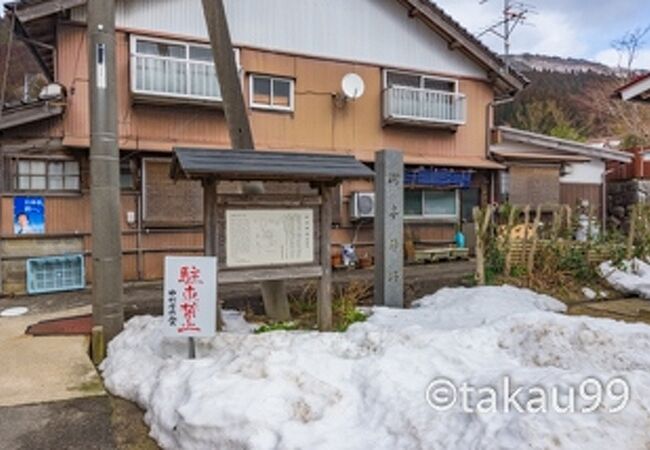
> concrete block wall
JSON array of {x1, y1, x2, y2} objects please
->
[
  {"x1": 607, "y1": 180, "x2": 650, "y2": 232},
  {"x1": 0, "y1": 237, "x2": 85, "y2": 295}
]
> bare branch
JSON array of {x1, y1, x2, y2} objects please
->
[{"x1": 612, "y1": 25, "x2": 650, "y2": 78}]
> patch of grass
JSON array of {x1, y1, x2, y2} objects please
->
[
  {"x1": 251, "y1": 281, "x2": 372, "y2": 333},
  {"x1": 74, "y1": 378, "x2": 105, "y2": 394},
  {"x1": 254, "y1": 321, "x2": 299, "y2": 334}
]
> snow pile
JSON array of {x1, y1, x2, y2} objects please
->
[
  {"x1": 101, "y1": 286, "x2": 650, "y2": 450},
  {"x1": 581, "y1": 287, "x2": 597, "y2": 300},
  {"x1": 599, "y1": 258, "x2": 650, "y2": 298}
]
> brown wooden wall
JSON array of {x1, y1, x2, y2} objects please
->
[
  {"x1": 0, "y1": 21, "x2": 500, "y2": 293},
  {"x1": 607, "y1": 148, "x2": 650, "y2": 181},
  {"x1": 57, "y1": 24, "x2": 494, "y2": 162},
  {"x1": 0, "y1": 192, "x2": 203, "y2": 293},
  {"x1": 560, "y1": 183, "x2": 602, "y2": 217}
]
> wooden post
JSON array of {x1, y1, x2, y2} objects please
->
[
  {"x1": 201, "y1": 0, "x2": 290, "y2": 321},
  {"x1": 527, "y1": 205, "x2": 542, "y2": 284},
  {"x1": 473, "y1": 207, "x2": 483, "y2": 285},
  {"x1": 203, "y1": 178, "x2": 223, "y2": 331},
  {"x1": 91, "y1": 325, "x2": 105, "y2": 366},
  {"x1": 201, "y1": 0, "x2": 254, "y2": 149},
  {"x1": 318, "y1": 185, "x2": 333, "y2": 331},
  {"x1": 626, "y1": 204, "x2": 638, "y2": 260},
  {"x1": 503, "y1": 205, "x2": 518, "y2": 276}
]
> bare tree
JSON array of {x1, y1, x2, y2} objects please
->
[
  {"x1": 612, "y1": 25, "x2": 650, "y2": 79},
  {"x1": 578, "y1": 75, "x2": 650, "y2": 147}
]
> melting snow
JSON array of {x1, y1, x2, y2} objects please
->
[
  {"x1": 599, "y1": 259, "x2": 650, "y2": 298},
  {"x1": 101, "y1": 286, "x2": 650, "y2": 449}
]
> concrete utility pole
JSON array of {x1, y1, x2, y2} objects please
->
[
  {"x1": 88, "y1": 0, "x2": 124, "y2": 343},
  {"x1": 201, "y1": 0, "x2": 291, "y2": 321}
]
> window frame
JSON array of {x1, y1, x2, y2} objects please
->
[
  {"x1": 383, "y1": 69, "x2": 459, "y2": 94},
  {"x1": 129, "y1": 34, "x2": 241, "y2": 102},
  {"x1": 11, "y1": 157, "x2": 81, "y2": 194},
  {"x1": 404, "y1": 188, "x2": 460, "y2": 222},
  {"x1": 248, "y1": 74, "x2": 295, "y2": 112}
]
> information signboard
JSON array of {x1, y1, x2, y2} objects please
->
[{"x1": 225, "y1": 209, "x2": 314, "y2": 268}]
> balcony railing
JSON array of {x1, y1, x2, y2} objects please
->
[
  {"x1": 131, "y1": 54, "x2": 222, "y2": 102},
  {"x1": 383, "y1": 86, "x2": 467, "y2": 127}
]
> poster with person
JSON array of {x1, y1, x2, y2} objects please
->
[{"x1": 13, "y1": 196, "x2": 45, "y2": 235}]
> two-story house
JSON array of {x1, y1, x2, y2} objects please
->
[{"x1": 0, "y1": 0, "x2": 526, "y2": 294}]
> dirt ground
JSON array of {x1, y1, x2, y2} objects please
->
[
  {"x1": 3, "y1": 259, "x2": 649, "y2": 449},
  {"x1": 0, "y1": 261, "x2": 475, "y2": 450},
  {"x1": 0, "y1": 261, "x2": 476, "y2": 317}
]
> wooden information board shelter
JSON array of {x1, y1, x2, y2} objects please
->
[{"x1": 170, "y1": 148, "x2": 374, "y2": 331}]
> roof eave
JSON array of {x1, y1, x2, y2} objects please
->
[
  {"x1": 497, "y1": 126, "x2": 633, "y2": 164},
  {"x1": 397, "y1": 0, "x2": 528, "y2": 95}
]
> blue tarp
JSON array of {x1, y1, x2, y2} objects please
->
[{"x1": 404, "y1": 168, "x2": 472, "y2": 189}]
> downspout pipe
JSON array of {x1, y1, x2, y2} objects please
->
[
  {"x1": 486, "y1": 96, "x2": 515, "y2": 204},
  {"x1": 602, "y1": 168, "x2": 614, "y2": 235}
]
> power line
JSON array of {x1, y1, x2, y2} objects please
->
[{"x1": 477, "y1": 0, "x2": 535, "y2": 73}]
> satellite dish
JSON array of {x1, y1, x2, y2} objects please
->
[{"x1": 341, "y1": 73, "x2": 365, "y2": 100}]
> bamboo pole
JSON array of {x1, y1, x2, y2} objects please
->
[
  {"x1": 503, "y1": 205, "x2": 518, "y2": 276},
  {"x1": 551, "y1": 205, "x2": 561, "y2": 243},
  {"x1": 565, "y1": 205, "x2": 573, "y2": 234},
  {"x1": 474, "y1": 207, "x2": 486, "y2": 286},
  {"x1": 587, "y1": 204, "x2": 596, "y2": 243},
  {"x1": 474, "y1": 205, "x2": 493, "y2": 286},
  {"x1": 521, "y1": 205, "x2": 531, "y2": 265},
  {"x1": 626, "y1": 204, "x2": 638, "y2": 260},
  {"x1": 527, "y1": 205, "x2": 542, "y2": 285}
]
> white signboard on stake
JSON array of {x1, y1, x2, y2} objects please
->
[
  {"x1": 226, "y1": 209, "x2": 314, "y2": 268},
  {"x1": 163, "y1": 256, "x2": 217, "y2": 338}
]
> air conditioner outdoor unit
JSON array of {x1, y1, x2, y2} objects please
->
[{"x1": 350, "y1": 192, "x2": 375, "y2": 220}]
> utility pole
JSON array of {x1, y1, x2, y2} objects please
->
[
  {"x1": 88, "y1": 0, "x2": 124, "y2": 343},
  {"x1": 478, "y1": 0, "x2": 533, "y2": 73},
  {"x1": 201, "y1": 0, "x2": 291, "y2": 322},
  {"x1": 0, "y1": 6, "x2": 16, "y2": 122},
  {"x1": 503, "y1": 0, "x2": 510, "y2": 68}
]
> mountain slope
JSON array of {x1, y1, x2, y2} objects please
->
[{"x1": 497, "y1": 54, "x2": 650, "y2": 146}]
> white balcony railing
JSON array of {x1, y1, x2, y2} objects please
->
[
  {"x1": 383, "y1": 86, "x2": 467, "y2": 126},
  {"x1": 131, "y1": 54, "x2": 222, "y2": 102}
]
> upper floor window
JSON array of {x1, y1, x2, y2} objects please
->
[
  {"x1": 13, "y1": 159, "x2": 80, "y2": 192},
  {"x1": 383, "y1": 70, "x2": 466, "y2": 127},
  {"x1": 385, "y1": 71, "x2": 457, "y2": 93},
  {"x1": 249, "y1": 74, "x2": 294, "y2": 112},
  {"x1": 130, "y1": 35, "x2": 239, "y2": 102}
]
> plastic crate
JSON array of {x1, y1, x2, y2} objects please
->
[{"x1": 26, "y1": 254, "x2": 85, "y2": 295}]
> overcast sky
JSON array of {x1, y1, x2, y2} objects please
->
[
  {"x1": 2, "y1": 0, "x2": 649, "y2": 69},
  {"x1": 435, "y1": 0, "x2": 650, "y2": 69}
]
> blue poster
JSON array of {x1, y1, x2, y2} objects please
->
[{"x1": 14, "y1": 196, "x2": 45, "y2": 235}]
